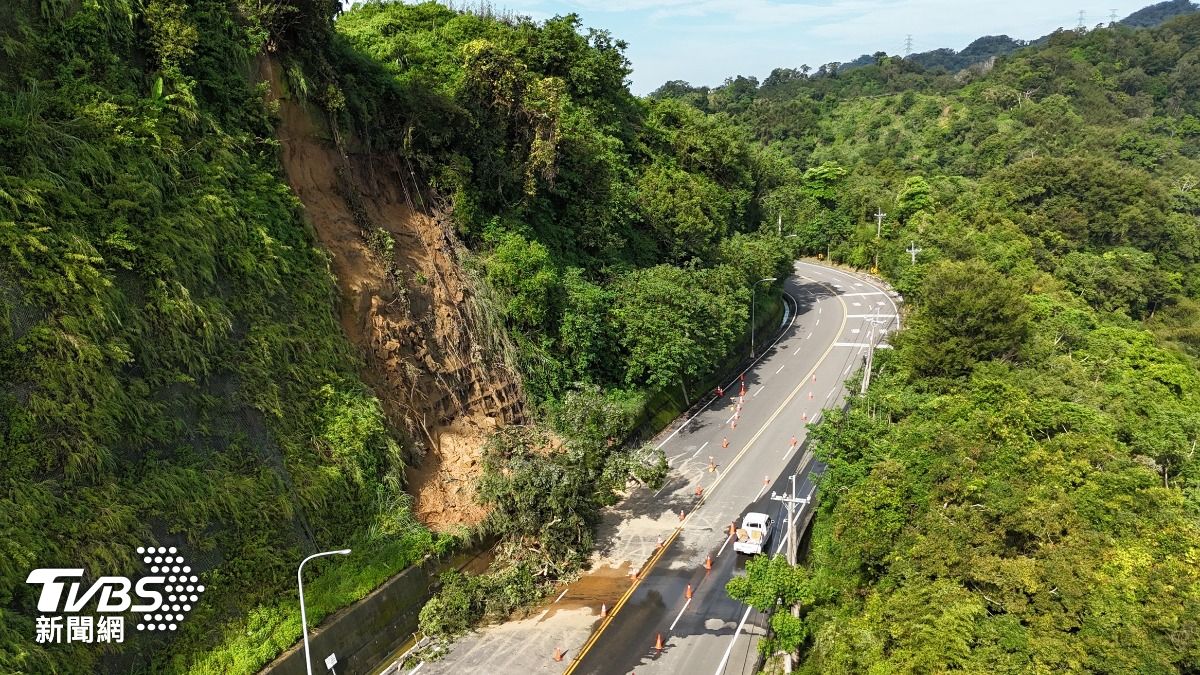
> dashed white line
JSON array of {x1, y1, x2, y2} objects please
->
[
  {"x1": 717, "y1": 533, "x2": 734, "y2": 557},
  {"x1": 408, "y1": 662, "x2": 425, "y2": 675},
  {"x1": 691, "y1": 441, "x2": 709, "y2": 459},
  {"x1": 670, "y1": 597, "x2": 693, "y2": 630},
  {"x1": 815, "y1": 319, "x2": 820, "y2": 327},
  {"x1": 555, "y1": 588, "x2": 568, "y2": 603},
  {"x1": 776, "y1": 364, "x2": 785, "y2": 374},
  {"x1": 753, "y1": 386, "x2": 764, "y2": 397},
  {"x1": 818, "y1": 307, "x2": 823, "y2": 314},
  {"x1": 754, "y1": 482, "x2": 768, "y2": 500}
]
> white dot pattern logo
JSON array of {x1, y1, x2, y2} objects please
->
[{"x1": 134, "y1": 546, "x2": 204, "y2": 632}]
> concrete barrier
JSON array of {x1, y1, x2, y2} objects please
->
[{"x1": 260, "y1": 557, "x2": 440, "y2": 675}]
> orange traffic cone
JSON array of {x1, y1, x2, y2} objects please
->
[
  {"x1": 694, "y1": 485, "x2": 703, "y2": 497},
  {"x1": 657, "y1": 535, "x2": 664, "y2": 548},
  {"x1": 655, "y1": 633, "x2": 664, "y2": 651},
  {"x1": 685, "y1": 584, "x2": 693, "y2": 599},
  {"x1": 790, "y1": 435, "x2": 798, "y2": 448},
  {"x1": 722, "y1": 437, "x2": 729, "y2": 449},
  {"x1": 707, "y1": 456, "x2": 717, "y2": 472},
  {"x1": 679, "y1": 509, "x2": 685, "y2": 521},
  {"x1": 600, "y1": 603, "x2": 607, "y2": 618},
  {"x1": 808, "y1": 391, "x2": 814, "y2": 400},
  {"x1": 705, "y1": 554, "x2": 713, "y2": 571},
  {"x1": 731, "y1": 419, "x2": 737, "y2": 430},
  {"x1": 554, "y1": 647, "x2": 564, "y2": 662},
  {"x1": 802, "y1": 412, "x2": 808, "y2": 422},
  {"x1": 729, "y1": 522, "x2": 737, "y2": 536},
  {"x1": 811, "y1": 374, "x2": 816, "y2": 383},
  {"x1": 763, "y1": 475, "x2": 770, "y2": 485}
]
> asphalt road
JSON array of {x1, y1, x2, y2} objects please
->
[{"x1": 564, "y1": 261, "x2": 899, "y2": 675}]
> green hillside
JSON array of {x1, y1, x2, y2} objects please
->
[
  {"x1": 693, "y1": 16, "x2": 1200, "y2": 673},
  {"x1": 0, "y1": 0, "x2": 794, "y2": 671}
]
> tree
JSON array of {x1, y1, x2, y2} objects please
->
[
  {"x1": 611, "y1": 265, "x2": 748, "y2": 392},
  {"x1": 895, "y1": 175, "x2": 934, "y2": 222},
  {"x1": 485, "y1": 232, "x2": 561, "y2": 333},
  {"x1": 899, "y1": 260, "x2": 1031, "y2": 377}
]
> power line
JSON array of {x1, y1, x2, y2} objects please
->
[{"x1": 904, "y1": 34, "x2": 914, "y2": 56}]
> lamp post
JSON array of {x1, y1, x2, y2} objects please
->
[
  {"x1": 298, "y1": 549, "x2": 351, "y2": 675},
  {"x1": 750, "y1": 277, "x2": 777, "y2": 358}
]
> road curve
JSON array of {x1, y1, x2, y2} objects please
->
[
  {"x1": 397, "y1": 261, "x2": 899, "y2": 675},
  {"x1": 566, "y1": 261, "x2": 899, "y2": 675}
]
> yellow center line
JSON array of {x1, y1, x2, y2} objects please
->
[{"x1": 562, "y1": 274, "x2": 849, "y2": 674}]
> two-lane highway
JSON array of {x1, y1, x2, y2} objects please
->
[
  {"x1": 565, "y1": 261, "x2": 898, "y2": 675},
  {"x1": 402, "y1": 260, "x2": 898, "y2": 675}
]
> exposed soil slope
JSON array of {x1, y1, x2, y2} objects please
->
[{"x1": 260, "y1": 57, "x2": 523, "y2": 529}]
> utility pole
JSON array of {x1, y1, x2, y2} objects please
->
[
  {"x1": 904, "y1": 34, "x2": 914, "y2": 56},
  {"x1": 860, "y1": 308, "x2": 889, "y2": 394},
  {"x1": 906, "y1": 241, "x2": 922, "y2": 265},
  {"x1": 770, "y1": 479, "x2": 812, "y2": 566}
]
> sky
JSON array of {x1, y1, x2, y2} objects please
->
[{"x1": 452, "y1": 1, "x2": 1162, "y2": 94}]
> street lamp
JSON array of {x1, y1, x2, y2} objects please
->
[
  {"x1": 750, "y1": 277, "x2": 777, "y2": 358},
  {"x1": 298, "y1": 549, "x2": 351, "y2": 675}
]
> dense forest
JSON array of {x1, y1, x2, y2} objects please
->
[
  {"x1": 0, "y1": 0, "x2": 793, "y2": 671},
  {"x1": 7, "y1": 0, "x2": 1200, "y2": 672},
  {"x1": 676, "y1": 13, "x2": 1200, "y2": 673}
]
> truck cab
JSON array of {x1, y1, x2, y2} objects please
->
[{"x1": 733, "y1": 511, "x2": 774, "y2": 555}]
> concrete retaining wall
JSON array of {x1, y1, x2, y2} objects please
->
[{"x1": 260, "y1": 557, "x2": 440, "y2": 675}]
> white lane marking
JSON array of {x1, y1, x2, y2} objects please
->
[
  {"x1": 812, "y1": 412, "x2": 822, "y2": 424},
  {"x1": 754, "y1": 482, "x2": 768, "y2": 500},
  {"x1": 851, "y1": 328, "x2": 861, "y2": 334},
  {"x1": 847, "y1": 314, "x2": 896, "y2": 318},
  {"x1": 833, "y1": 342, "x2": 872, "y2": 347},
  {"x1": 852, "y1": 302, "x2": 862, "y2": 307},
  {"x1": 691, "y1": 441, "x2": 709, "y2": 459},
  {"x1": 555, "y1": 588, "x2": 568, "y2": 603},
  {"x1": 670, "y1": 597, "x2": 693, "y2": 631},
  {"x1": 854, "y1": 282, "x2": 864, "y2": 286},
  {"x1": 717, "y1": 533, "x2": 734, "y2": 557},
  {"x1": 815, "y1": 319, "x2": 820, "y2": 327},
  {"x1": 408, "y1": 663, "x2": 425, "y2": 675},
  {"x1": 726, "y1": 412, "x2": 737, "y2": 424},
  {"x1": 649, "y1": 292, "x2": 799, "y2": 451},
  {"x1": 753, "y1": 386, "x2": 764, "y2": 397},
  {"x1": 713, "y1": 606, "x2": 755, "y2": 675},
  {"x1": 841, "y1": 291, "x2": 885, "y2": 296},
  {"x1": 818, "y1": 307, "x2": 823, "y2": 314},
  {"x1": 775, "y1": 364, "x2": 785, "y2": 374}
]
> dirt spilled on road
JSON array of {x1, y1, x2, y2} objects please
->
[{"x1": 545, "y1": 562, "x2": 635, "y2": 620}]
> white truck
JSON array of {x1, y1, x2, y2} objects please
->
[{"x1": 733, "y1": 511, "x2": 774, "y2": 555}]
